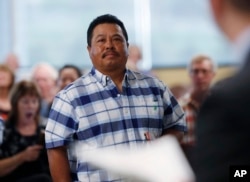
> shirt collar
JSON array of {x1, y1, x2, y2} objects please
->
[
  {"x1": 90, "y1": 67, "x2": 136, "y2": 87},
  {"x1": 90, "y1": 67, "x2": 109, "y2": 86}
]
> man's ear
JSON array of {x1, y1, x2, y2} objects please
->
[
  {"x1": 87, "y1": 45, "x2": 91, "y2": 56},
  {"x1": 87, "y1": 45, "x2": 94, "y2": 61},
  {"x1": 87, "y1": 45, "x2": 90, "y2": 52}
]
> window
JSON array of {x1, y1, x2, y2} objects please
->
[{"x1": 0, "y1": 0, "x2": 236, "y2": 71}]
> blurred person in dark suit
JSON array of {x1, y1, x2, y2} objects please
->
[{"x1": 191, "y1": 0, "x2": 250, "y2": 181}]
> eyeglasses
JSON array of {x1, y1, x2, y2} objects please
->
[{"x1": 190, "y1": 69, "x2": 212, "y2": 75}]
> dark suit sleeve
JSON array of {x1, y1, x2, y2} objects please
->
[
  {"x1": 191, "y1": 80, "x2": 250, "y2": 182},
  {"x1": 191, "y1": 90, "x2": 227, "y2": 182}
]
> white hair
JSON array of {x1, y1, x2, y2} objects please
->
[{"x1": 31, "y1": 62, "x2": 58, "y2": 80}]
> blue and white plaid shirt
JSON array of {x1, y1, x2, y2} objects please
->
[{"x1": 45, "y1": 68, "x2": 186, "y2": 181}]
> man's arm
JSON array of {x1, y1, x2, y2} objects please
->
[{"x1": 47, "y1": 146, "x2": 71, "y2": 182}]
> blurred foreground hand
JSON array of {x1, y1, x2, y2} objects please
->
[{"x1": 75, "y1": 135, "x2": 195, "y2": 182}]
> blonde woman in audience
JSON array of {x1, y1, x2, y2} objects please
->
[
  {"x1": 0, "y1": 64, "x2": 15, "y2": 121},
  {"x1": 0, "y1": 80, "x2": 51, "y2": 182}
]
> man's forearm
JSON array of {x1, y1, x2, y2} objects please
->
[{"x1": 47, "y1": 147, "x2": 71, "y2": 182}]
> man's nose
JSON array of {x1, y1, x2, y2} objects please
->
[{"x1": 105, "y1": 39, "x2": 114, "y2": 49}]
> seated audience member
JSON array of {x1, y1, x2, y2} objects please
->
[
  {"x1": 4, "y1": 53, "x2": 30, "y2": 82},
  {"x1": 57, "y1": 64, "x2": 82, "y2": 90},
  {"x1": 3, "y1": 53, "x2": 19, "y2": 73},
  {"x1": 30, "y1": 63, "x2": 58, "y2": 127},
  {"x1": 126, "y1": 44, "x2": 142, "y2": 72},
  {"x1": 0, "y1": 64, "x2": 15, "y2": 121},
  {"x1": 0, "y1": 80, "x2": 51, "y2": 182},
  {"x1": 127, "y1": 44, "x2": 157, "y2": 77},
  {"x1": 179, "y1": 54, "x2": 216, "y2": 155}
]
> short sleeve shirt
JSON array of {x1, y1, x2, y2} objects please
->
[{"x1": 45, "y1": 68, "x2": 186, "y2": 181}]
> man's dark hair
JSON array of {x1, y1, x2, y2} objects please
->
[
  {"x1": 229, "y1": 0, "x2": 250, "y2": 12},
  {"x1": 87, "y1": 14, "x2": 128, "y2": 46}
]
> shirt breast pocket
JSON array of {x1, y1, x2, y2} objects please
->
[{"x1": 142, "y1": 96, "x2": 163, "y2": 119}]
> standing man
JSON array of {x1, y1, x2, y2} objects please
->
[
  {"x1": 192, "y1": 0, "x2": 250, "y2": 181},
  {"x1": 180, "y1": 55, "x2": 216, "y2": 151},
  {"x1": 45, "y1": 14, "x2": 186, "y2": 182}
]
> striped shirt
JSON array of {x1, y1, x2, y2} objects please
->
[{"x1": 45, "y1": 68, "x2": 186, "y2": 181}]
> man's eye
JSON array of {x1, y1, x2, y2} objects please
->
[
  {"x1": 97, "y1": 39, "x2": 105, "y2": 42},
  {"x1": 113, "y1": 37, "x2": 122, "y2": 42}
]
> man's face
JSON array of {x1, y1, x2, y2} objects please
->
[
  {"x1": 190, "y1": 60, "x2": 215, "y2": 92},
  {"x1": 87, "y1": 23, "x2": 129, "y2": 75}
]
